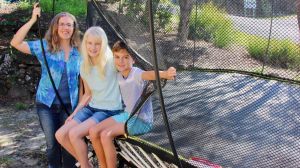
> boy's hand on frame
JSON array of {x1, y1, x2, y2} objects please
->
[{"x1": 165, "y1": 67, "x2": 176, "y2": 80}]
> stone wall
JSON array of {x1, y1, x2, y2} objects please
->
[{"x1": 0, "y1": 52, "x2": 40, "y2": 101}]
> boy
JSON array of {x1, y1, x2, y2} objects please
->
[{"x1": 89, "y1": 40, "x2": 176, "y2": 168}]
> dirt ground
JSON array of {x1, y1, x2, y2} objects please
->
[{"x1": 0, "y1": 101, "x2": 47, "y2": 168}]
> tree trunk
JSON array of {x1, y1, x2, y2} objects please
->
[{"x1": 177, "y1": 0, "x2": 194, "y2": 43}]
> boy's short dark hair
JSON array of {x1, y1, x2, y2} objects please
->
[
  {"x1": 112, "y1": 41, "x2": 135, "y2": 60},
  {"x1": 112, "y1": 41, "x2": 129, "y2": 53}
]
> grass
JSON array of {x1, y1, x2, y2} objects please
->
[
  {"x1": 15, "y1": 102, "x2": 29, "y2": 110},
  {"x1": 0, "y1": 156, "x2": 13, "y2": 166}
]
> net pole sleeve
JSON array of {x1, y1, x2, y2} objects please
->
[{"x1": 148, "y1": 0, "x2": 183, "y2": 168}]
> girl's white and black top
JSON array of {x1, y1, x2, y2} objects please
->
[{"x1": 117, "y1": 67, "x2": 153, "y2": 124}]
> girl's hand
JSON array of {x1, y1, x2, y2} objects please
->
[
  {"x1": 65, "y1": 114, "x2": 74, "y2": 123},
  {"x1": 165, "y1": 67, "x2": 176, "y2": 80},
  {"x1": 30, "y1": 3, "x2": 41, "y2": 23}
]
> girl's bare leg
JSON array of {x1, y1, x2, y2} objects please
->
[
  {"x1": 101, "y1": 123, "x2": 125, "y2": 168},
  {"x1": 55, "y1": 120, "x2": 79, "y2": 160},
  {"x1": 89, "y1": 118, "x2": 117, "y2": 168},
  {"x1": 69, "y1": 118, "x2": 96, "y2": 168}
]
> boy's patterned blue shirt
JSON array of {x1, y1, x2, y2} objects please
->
[{"x1": 28, "y1": 39, "x2": 81, "y2": 109}]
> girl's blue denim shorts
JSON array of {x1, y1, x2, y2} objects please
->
[{"x1": 73, "y1": 105, "x2": 123, "y2": 124}]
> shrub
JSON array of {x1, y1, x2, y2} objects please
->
[
  {"x1": 40, "y1": 0, "x2": 86, "y2": 16},
  {"x1": 246, "y1": 36, "x2": 300, "y2": 69},
  {"x1": 189, "y1": 3, "x2": 233, "y2": 48},
  {"x1": 247, "y1": 36, "x2": 268, "y2": 61},
  {"x1": 155, "y1": 4, "x2": 173, "y2": 32},
  {"x1": 272, "y1": 39, "x2": 300, "y2": 69},
  {"x1": 122, "y1": 1, "x2": 176, "y2": 32},
  {"x1": 18, "y1": 0, "x2": 31, "y2": 10},
  {"x1": 15, "y1": 102, "x2": 29, "y2": 110}
]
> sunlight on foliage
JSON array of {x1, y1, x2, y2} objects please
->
[
  {"x1": 40, "y1": 0, "x2": 86, "y2": 16},
  {"x1": 189, "y1": 2, "x2": 233, "y2": 48}
]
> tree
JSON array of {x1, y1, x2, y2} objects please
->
[{"x1": 177, "y1": 0, "x2": 194, "y2": 43}]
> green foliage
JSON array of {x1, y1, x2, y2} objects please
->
[
  {"x1": 123, "y1": 0, "x2": 144, "y2": 20},
  {"x1": 18, "y1": 0, "x2": 31, "y2": 10},
  {"x1": 189, "y1": 3, "x2": 233, "y2": 48},
  {"x1": 15, "y1": 102, "x2": 29, "y2": 111},
  {"x1": 246, "y1": 35, "x2": 300, "y2": 69},
  {"x1": 40, "y1": 0, "x2": 86, "y2": 16},
  {"x1": 0, "y1": 156, "x2": 13, "y2": 166},
  {"x1": 0, "y1": 1, "x2": 31, "y2": 27},
  {"x1": 122, "y1": 0, "x2": 175, "y2": 32},
  {"x1": 252, "y1": 67, "x2": 263, "y2": 74},
  {"x1": 247, "y1": 36, "x2": 268, "y2": 61},
  {"x1": 273, "y1": 39, "x2": 300, "y2": 69},
  {"x1": 155, "y1": 4, "x2": 174, "y2": 32}
]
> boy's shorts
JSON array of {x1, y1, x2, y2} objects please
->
[
  {"x1": 73, "y1": 105, "x2": 123, "y2": 124},
  {"x1": 112, "y1": 112, "x2": 152, "y2": 136}
]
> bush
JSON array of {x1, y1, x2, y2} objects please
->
[
  {"x1": 189, "y1": 3, "x2": 233, "y2": 48},
  {"x1": 247, "y1": 36, "x2": 268, "y2": 61},
  {"x1": 15, "y1": 102, "x2": 29, "y2": 110},
  {"x1": 40, "y1": 0, "x2": 86, "y2": 16},
  {"x1": 247, "y1": 36, "x2": 300, "y2": 69},
  {"x1": 18, "y1": 1, "x2": 31, "y2": 10},
  {"x1": 155, "y1": 4, "x2": 173, "y2": 32},
  {"x1": 122, "y1": 1, "x2": 176, "y2": 32},
  {"x1": 279, "y1": 40, "x2": 300, "y2": 69}
]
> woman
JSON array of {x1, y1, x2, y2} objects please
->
[{"x1": 10, "y1": 3, "x2": 81, "y2": 168}]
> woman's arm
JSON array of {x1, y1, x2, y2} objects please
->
[
  {"x1": 141, "y1": 67, "x2": 176, "y2": 81},
  {"x1": 10, "y1": 3, "x2": 40, "y2": 54}
]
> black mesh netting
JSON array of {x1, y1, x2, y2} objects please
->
[{"x1": 88, "y1": 0, "x2": 300, "y2": 167}]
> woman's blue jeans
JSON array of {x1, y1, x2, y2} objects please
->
[{"x1": 36, "y1": 102, "x2": 76, "y2": 168}]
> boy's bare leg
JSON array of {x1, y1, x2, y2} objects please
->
[
  {"x1": 101, "y1": 123, "x2": 125, "y2": 168},
  {"x1": 89, "y1": 118, "x2": 117, "y2": 168}
]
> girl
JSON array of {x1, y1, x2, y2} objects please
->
[
  {"x1": 55, "y1": 27, "x2": 123, "y2": 168},
  {"x1": 89, "y1": 40, "x2": 176, "y2": 168},
  {"x1": 10, "y1": 3, "x2": 81, "y2": 167}
]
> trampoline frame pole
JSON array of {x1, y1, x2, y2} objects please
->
[{"x1": 148, "y1": 0, "x2": 183, "y2": 168}]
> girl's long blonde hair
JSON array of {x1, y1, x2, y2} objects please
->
[
  {"x1": 81, "y1": 26, "x2": 108, "y2": 78},
  {"x1": 45, "y1": 12, "x2": 80, "y2": 53}
]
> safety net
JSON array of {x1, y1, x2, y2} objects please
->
[{"x1": 88, "y1": 0, "x2": 300, "y2": 167}]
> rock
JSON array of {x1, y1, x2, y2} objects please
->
[
  {"x1": 19, "y1": 68, "x2": 26, "y2": 74},
  {"x1": 7, "y1": 84, "x2": 30, "y2": 99},
  {"x1": 25, "y1": 75, "x2": 31, "y2": 81},
  {"x1": 18, "y1": 64, "x2": 27, "y2": 68},
  {"x1": 21, "y1": 157, "x2": 39, "y2": 166}
]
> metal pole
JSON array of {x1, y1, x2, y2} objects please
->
[
  {"x1": 148, "y1": 0, "x2": 183, "y2": 167},
  {"x1": 261, "y1": 0, "x2": 274, "y2": 74}
]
